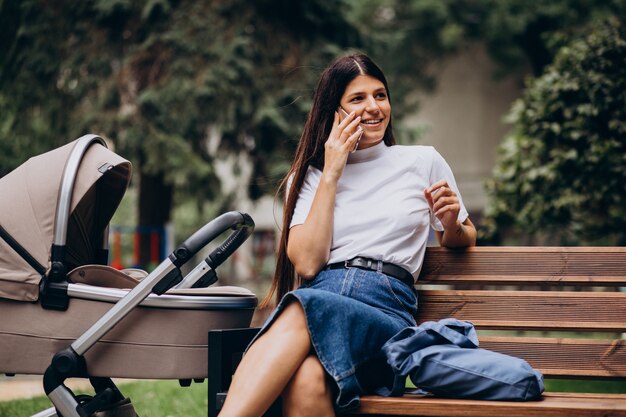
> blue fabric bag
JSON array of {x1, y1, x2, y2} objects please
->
[{"x1": 382, "y1": 318, "x2": 544, "y2": 401}]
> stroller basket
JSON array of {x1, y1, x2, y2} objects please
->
[{"x1": 0, "y1": 135, "x2": 258, "y2": 416}]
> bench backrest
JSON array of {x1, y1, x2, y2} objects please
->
[{"x1": 416, "y1": 247, "x2": 626, "y2": 379}]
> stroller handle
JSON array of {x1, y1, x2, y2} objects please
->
[{"x1": 170, "y1": 211, "x2": 255, "y2": 268}]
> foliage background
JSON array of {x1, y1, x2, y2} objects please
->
[
  {"x1": 1, "y1": 0, "x2": 625, "y2": 254},
  {"x1": 482, "y1": 18, "x2": 626, "y2": 245}
]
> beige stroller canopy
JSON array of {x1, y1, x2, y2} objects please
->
[{"x1": 0, "y1": 137, "x2": 131, "y2": 302}]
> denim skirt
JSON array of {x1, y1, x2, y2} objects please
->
[{"x1": 252, "y1": 267, "x2": 417, "y2": 412}]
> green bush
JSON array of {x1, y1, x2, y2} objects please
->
[{"x1": 482, "y1": 18, "x2": 626, "y2": 245}]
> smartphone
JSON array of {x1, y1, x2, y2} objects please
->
[{"x1": 338, "y1": 107, "x2": 363, "y2": 153}]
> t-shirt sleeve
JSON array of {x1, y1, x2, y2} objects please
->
[
  {"x1": 289, "y1": 167, "x2": 322, "y2": 228},
  {"x1": 428, "y1": 148, "x2": 469, "y2": 231}
]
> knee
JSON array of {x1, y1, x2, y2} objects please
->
[
  {"x1": 270, "y1": 300, "x2": 307, "y2": 334},
  {"x1": 283, "y1": 355, "x2": 333, "y2": 417},
  {"x1": 286, "y1": 354, "x2": 328, "y2": 395}
]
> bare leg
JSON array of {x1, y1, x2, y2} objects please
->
[
  {"x1": 219, "y1": 301, "x2": 312, "y2": 417},
  {"x1": 282, "y1": 354, "x2": 335, "y2": 417}
]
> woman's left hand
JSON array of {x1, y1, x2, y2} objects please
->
[{"x1": 424, "y1": 180, "x2": 461, "y2": 230}]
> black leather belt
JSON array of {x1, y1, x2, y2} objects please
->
[{"x1": 326, "y1": 257, "x2": 414, "y2": 287}]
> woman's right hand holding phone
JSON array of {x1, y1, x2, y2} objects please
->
[
  {"x1": 288, "y1": 110, "x2": 362, "y2": 277},
  {"x1": 323, "y1": 110, "x2": 362, "y2": 183}
]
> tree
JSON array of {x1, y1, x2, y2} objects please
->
[
  {"x1": 0, "y1": 0, "x2": 80, "y2": 176},
  {"x1": 0, "y1": 0, "x2": 362, "y2": 265},
  {"x1": 2, "y1": 0, "x2": 624, "y2": 262},
  {"x1": 481, "y1": 18, "x2": 626, "y2": 245},
  {"x1": 345, "y1": 0, "x2": 626, "y2": 116}
]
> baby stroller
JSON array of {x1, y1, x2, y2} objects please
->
[{"x1": 0, "y1": 135, "x2": 258, "y2": 416}]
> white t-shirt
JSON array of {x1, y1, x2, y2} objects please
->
[{"x1": 289, "y1": 141, "x2": 468, "y2": 281}]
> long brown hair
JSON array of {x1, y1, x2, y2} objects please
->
[{"x1": 260, "y1": 53, "x2": 396, "y2": 308}]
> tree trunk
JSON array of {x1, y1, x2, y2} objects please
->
[{"x1": 138, "y1": 172, "x2": 172, "y2": 269}]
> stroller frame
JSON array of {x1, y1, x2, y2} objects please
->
[{"x1": 0, "y1": 135, "x2": 256, "y2": 417}]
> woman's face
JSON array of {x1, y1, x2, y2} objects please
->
[{"x1": 339, "y1": 74, "x2": 391, "y2": 150}]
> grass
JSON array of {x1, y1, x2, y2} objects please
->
[
  {"x1": 545, "y1": 378, "x2": 626, "y2": 394},
  {"x1": 0, "y1": 380, "x2": 207, "y2": 417}
]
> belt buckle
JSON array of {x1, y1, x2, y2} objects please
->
[{"x1": 344, "y1": 260, "x2": 350, "y2": 269}]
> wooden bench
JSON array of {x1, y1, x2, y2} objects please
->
[{"x1": 207, "y1": 247, "x2": 626, "y2": 416}]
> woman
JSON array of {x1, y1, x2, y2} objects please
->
[{"x1": 219, "y1": 53, "x2": 476, "y2": 417}]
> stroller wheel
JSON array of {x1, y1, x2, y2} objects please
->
[
  {"x1": 91, "y1": 398, "x2": 139, "y2": 417},
  {"x1": 76, "y1": 394, "x2": 94, "y2": 405},
  {"x1": 40, "y1": 393, "x2": 93, "y2": 416}
]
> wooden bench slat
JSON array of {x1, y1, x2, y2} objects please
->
[
  {"x1": 480, "y1": 336, "x2": 626, "y2": 378},
  {"x1": 420, "y1": 247, "x2": 626, "y2": 283},
  {"x1": 417, "y1": 290, "x2": 626, "y2": 331},
  {"x1": 417, "y1": 275, "x2": 626, "y2": 286},
  {"x1": 350, "y1": 393, "x2": 626, "y2": 417}
]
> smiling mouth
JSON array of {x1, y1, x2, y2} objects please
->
[{"x1": 361, "y1": 119, "x2": 383, "y2": 126}]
